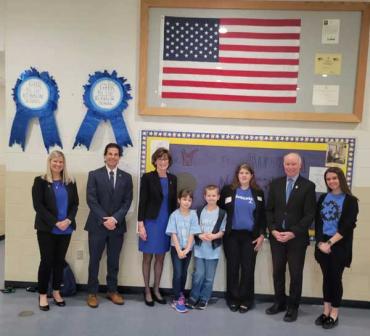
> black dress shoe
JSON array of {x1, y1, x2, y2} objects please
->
[
  {"x1": 39, "y1": 295, "x2": 50, "y2": 311},
  {"x1": 315, "y1": 313, "x2": 328, "y2": 326},
  {"x1": 265, "y1": 303, "x2": 286, "y2": 315},
  {"x1": 229, "y1": 303, "x2": 239, "y2": 312},
  {"x1": 143, "y1": 292, "x2": 154, "y2": 307},
  {"x1": 323, "y1": 316, "x2": 339, "y2": 329},
  {"x1": 239, "y1": 305, "x2": 250, "y2": 314},
  {"x1": 53, "y1": 299, "x2": 66, "y2": 307},
  {"x1": 283, "y1": 308, "x2": 298, "y2": 322},
  {"x1": 152, "y1": 290, "x2": 166, "y2": 305}
]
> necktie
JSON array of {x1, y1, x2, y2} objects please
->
[
  {"x1": 286, "y1": 178, "x2": 294, "y2": 203},
  {"x1": 109, "y1": 170, "x2": 115, "y2": 191}
]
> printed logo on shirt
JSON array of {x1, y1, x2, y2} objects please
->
[
  {"x1": 235, "y1": 195, "x2": 254, "y2": 204},
  {"x1": 321, "y1": 200, "x2": 341, "y2": 221}
]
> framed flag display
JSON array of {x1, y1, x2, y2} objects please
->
[{"x1": 138, "y1": 0, "x2": 370, "y2": 122}]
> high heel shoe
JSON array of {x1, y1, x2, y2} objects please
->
[
  {"x1": 143, "y1": 292, "x2": 154, "y2": 307},
  {"x1": 152, "y1": 289, "x2": 166, "y2": 305},
  {"x1": 53, "y1": 298, "x2": 66, "y2": 307},
  {"x1": 39, "y1": 296, "x2": 50, "y2": 311}
]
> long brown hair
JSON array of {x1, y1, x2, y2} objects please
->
[
  {"x1": 324, "y1": 167, "x2": 356, "y2": 199},
  {"x1": 231, "y1": 163, "x2": 260, "y2": 190}
]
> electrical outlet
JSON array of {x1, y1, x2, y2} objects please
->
[{"x1": 76, "y1": 250, "x2": 84, "y2": 260}]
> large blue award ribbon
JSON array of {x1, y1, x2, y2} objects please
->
[
  {"x1": 73, "y1": 70, "x2": 132, "y2": 150},
  {"x1": 9, "y1": 67, "x2": 62, "y2": 152}
]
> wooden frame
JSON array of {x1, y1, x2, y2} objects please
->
[{"x1": 139, "y1": 0, "x2": 370, "y2": 122}]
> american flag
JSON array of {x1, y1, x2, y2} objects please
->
[{"x1": 160, "y1": 16, "x2": 301, "y2": 103}]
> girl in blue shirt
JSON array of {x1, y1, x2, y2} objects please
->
[
  {"x1": 219, "y1": 163, "x2": 266, "y2": 313},
  {"x1": 314, "y1": 167, "x2": 358, "y2": 329},
  {"x1": 166, "y1": 189, "x2": 201, "y2": 313}
]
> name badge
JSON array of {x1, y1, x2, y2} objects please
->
[
  {"x1": 225, "y1": 196, "x2": 232, "y2": 204},
  {"x1": 257, "y1": 196, "x2": 263, "y2": 201}
]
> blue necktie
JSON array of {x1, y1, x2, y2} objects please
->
[
  {"x1": 286, "y1": 178, "x2": 294, "y2": 203},
  {"x1": 109, "y1": 170, "x2": 115, "y2": 191}
]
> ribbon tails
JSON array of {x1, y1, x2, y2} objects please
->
[
  {"x1": 9, "y1": 67, "x2": 62, "y2": 152},
  {"x1": 73, "y1": 70, "x2": 132, "y2": 150}
]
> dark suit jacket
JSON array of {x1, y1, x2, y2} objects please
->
[
  {"x1": 315, "y1": 193, "x2": 358, "y2": 267},
  {"x1": 219, "y1": 185, "x2": 267, "y2": 239},
  {"x1": 137, "y1": 170, "x2": 177, "y2": 221},
  {"x1": 266, "y1": 175, "x2": 316, "y2": 243},
  {"x1": 85, "y1": 167, "x2": 133, "y2": 234},
  {"x1": 32, "y1": 176, "x2": 79, "y2": 232}
]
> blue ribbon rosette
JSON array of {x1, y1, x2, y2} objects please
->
[
  {"x1": 9, "y1": 67, "x2": 62, "y2": 152},
  {"x1": 73, "y1": 70, "x2": 132, "y2": 150}
]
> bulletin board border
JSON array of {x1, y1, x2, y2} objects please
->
[{"x1": 140, "y1": 129, "x2": 356, "y2": 187}]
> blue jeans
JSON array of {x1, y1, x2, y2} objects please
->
[
  {"x1": 170, "y1": 247, "x2": 192, "y2": 300},
  {"x1": 190, "y1": 257, "x2": 219, "y2": 302}
]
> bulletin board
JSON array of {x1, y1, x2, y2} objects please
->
[
  {"x1": 140, "y1": 130, "x2": 356, "y2": 209},
  {"x1": 139, "y1": 0, "x2": 370, "y2": 122}
]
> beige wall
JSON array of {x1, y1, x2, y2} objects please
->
[
  {"x1": 0, "y1": 165, "x2": 4, "y2": 236},
  {"x1": 5, "y1": 171, "x2": 370, "y2": 301},
  {"x1": 3, "y1": 0, "x2": 370, "y2": 302}
]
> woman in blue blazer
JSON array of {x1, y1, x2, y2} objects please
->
[
  {"x1": 219, "y1": 163, "x2": 266, "y2": 313},
  {"x1": 32, "y1": 151, "x2": 79, "y2": 311},
  {"x1": 314, "y1": 167, "x2": 358, "y2": 329}
]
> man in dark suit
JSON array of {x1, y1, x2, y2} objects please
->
[
  {"x1": 85, "y1": 143, "x2": 133, "y2": 308},
  {"x1": 265, "y1": 152, "x2": 316, "y2": 322}
]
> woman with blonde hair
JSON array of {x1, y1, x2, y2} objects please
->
[{"x1": 32, "y1": 150, "x2": 79, "y2": 311}]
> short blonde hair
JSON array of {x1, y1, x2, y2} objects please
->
[{"x1": 43, "y1": 150, "x2": 74, "y2": 184}]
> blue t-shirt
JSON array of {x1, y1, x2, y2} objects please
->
[
  {"x1": 232, "y1": 188, "x2": 255, "y2": 231},
  {"x1": 321, "y1": 193, "x2": 345, "y2": 236},
  {"x1": 166, "y1": 209, "x2": 201, "y2": 249},
  {"x1": 194, "y1": 207, "x2": 226, "y2": 260},
  {"x1": 51, "y1": 181, "x2": 73, "y2": 235}
]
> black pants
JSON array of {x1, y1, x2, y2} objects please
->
[
  {"x1": 37, "y1": 231, "x2": 71, "y2": 294},
  {"x1": 315, "y1": 242, "x2": 346, "y2": 308},
  {"x1": 87, "y1": 232, "x2": 124, "y2": 294},
  {"x1": 170, "y1": 247, "x2": 192, "y2": 300},
  {"x1": 270, "y1": 236, "x2": 307, "y2": 309},
  {"x1": 223, "y1": 230, "x2": 257, "y2": 306}
]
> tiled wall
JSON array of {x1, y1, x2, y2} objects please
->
[{"x1": 5, "y1": 171, "x2": 370, "y2": 301}]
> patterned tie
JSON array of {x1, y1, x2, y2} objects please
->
[
  {"x1": 109, "y1": 170, "x2": 115, "y2": 191},
  {"x1": 286, "y1": 178, "x2": 294, "y2": 203}
]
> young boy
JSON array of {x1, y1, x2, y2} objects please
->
[{"x1": 186, "y1": 185, "x2": 226, "y2": 310}]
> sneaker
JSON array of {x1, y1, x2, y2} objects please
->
[
  {"x1": 196, "y1": 300, "x2": 208, "y2": 310},
  {"x1": 185, "y1": 297, "x2": 198, "y2": 309},
  {"x1": 171, "y1": 299, "x2": 188, "y2": 313}
]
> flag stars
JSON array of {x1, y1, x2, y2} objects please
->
[{"x1": 163, "y1": 17, "x2": 219, "y2": 62}]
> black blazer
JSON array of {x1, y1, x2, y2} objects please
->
[
  {"x1": 266, "y1": 175, "x2": 316, "y2": 243},
  {"x1": 219, "y1": 185, "x2": 267, "y2": 239},
  {"x1": 32, "y1": 176, "x2": 79, "y2": 232},
  {"x1": 137, "y1": 170, "x2": 177, "y2": 221},
  {"x1": 85, "y1": 167, "x2": 133, "y2": 234},
  {"x1": 315, "y1": 193, "x2": 358, "y2": 267}
]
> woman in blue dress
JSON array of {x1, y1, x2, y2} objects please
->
[{"x1": 137, "y1": 148, "x2": 177, "y2": 306}]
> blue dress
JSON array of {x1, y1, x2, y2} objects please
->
[{"x1": 139, "y1": 178, "x2": 170, "y2": 254}]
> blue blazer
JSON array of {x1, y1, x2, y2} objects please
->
[{"x1": 84, "y1": 167, "x2": 133, "y2": 234}]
